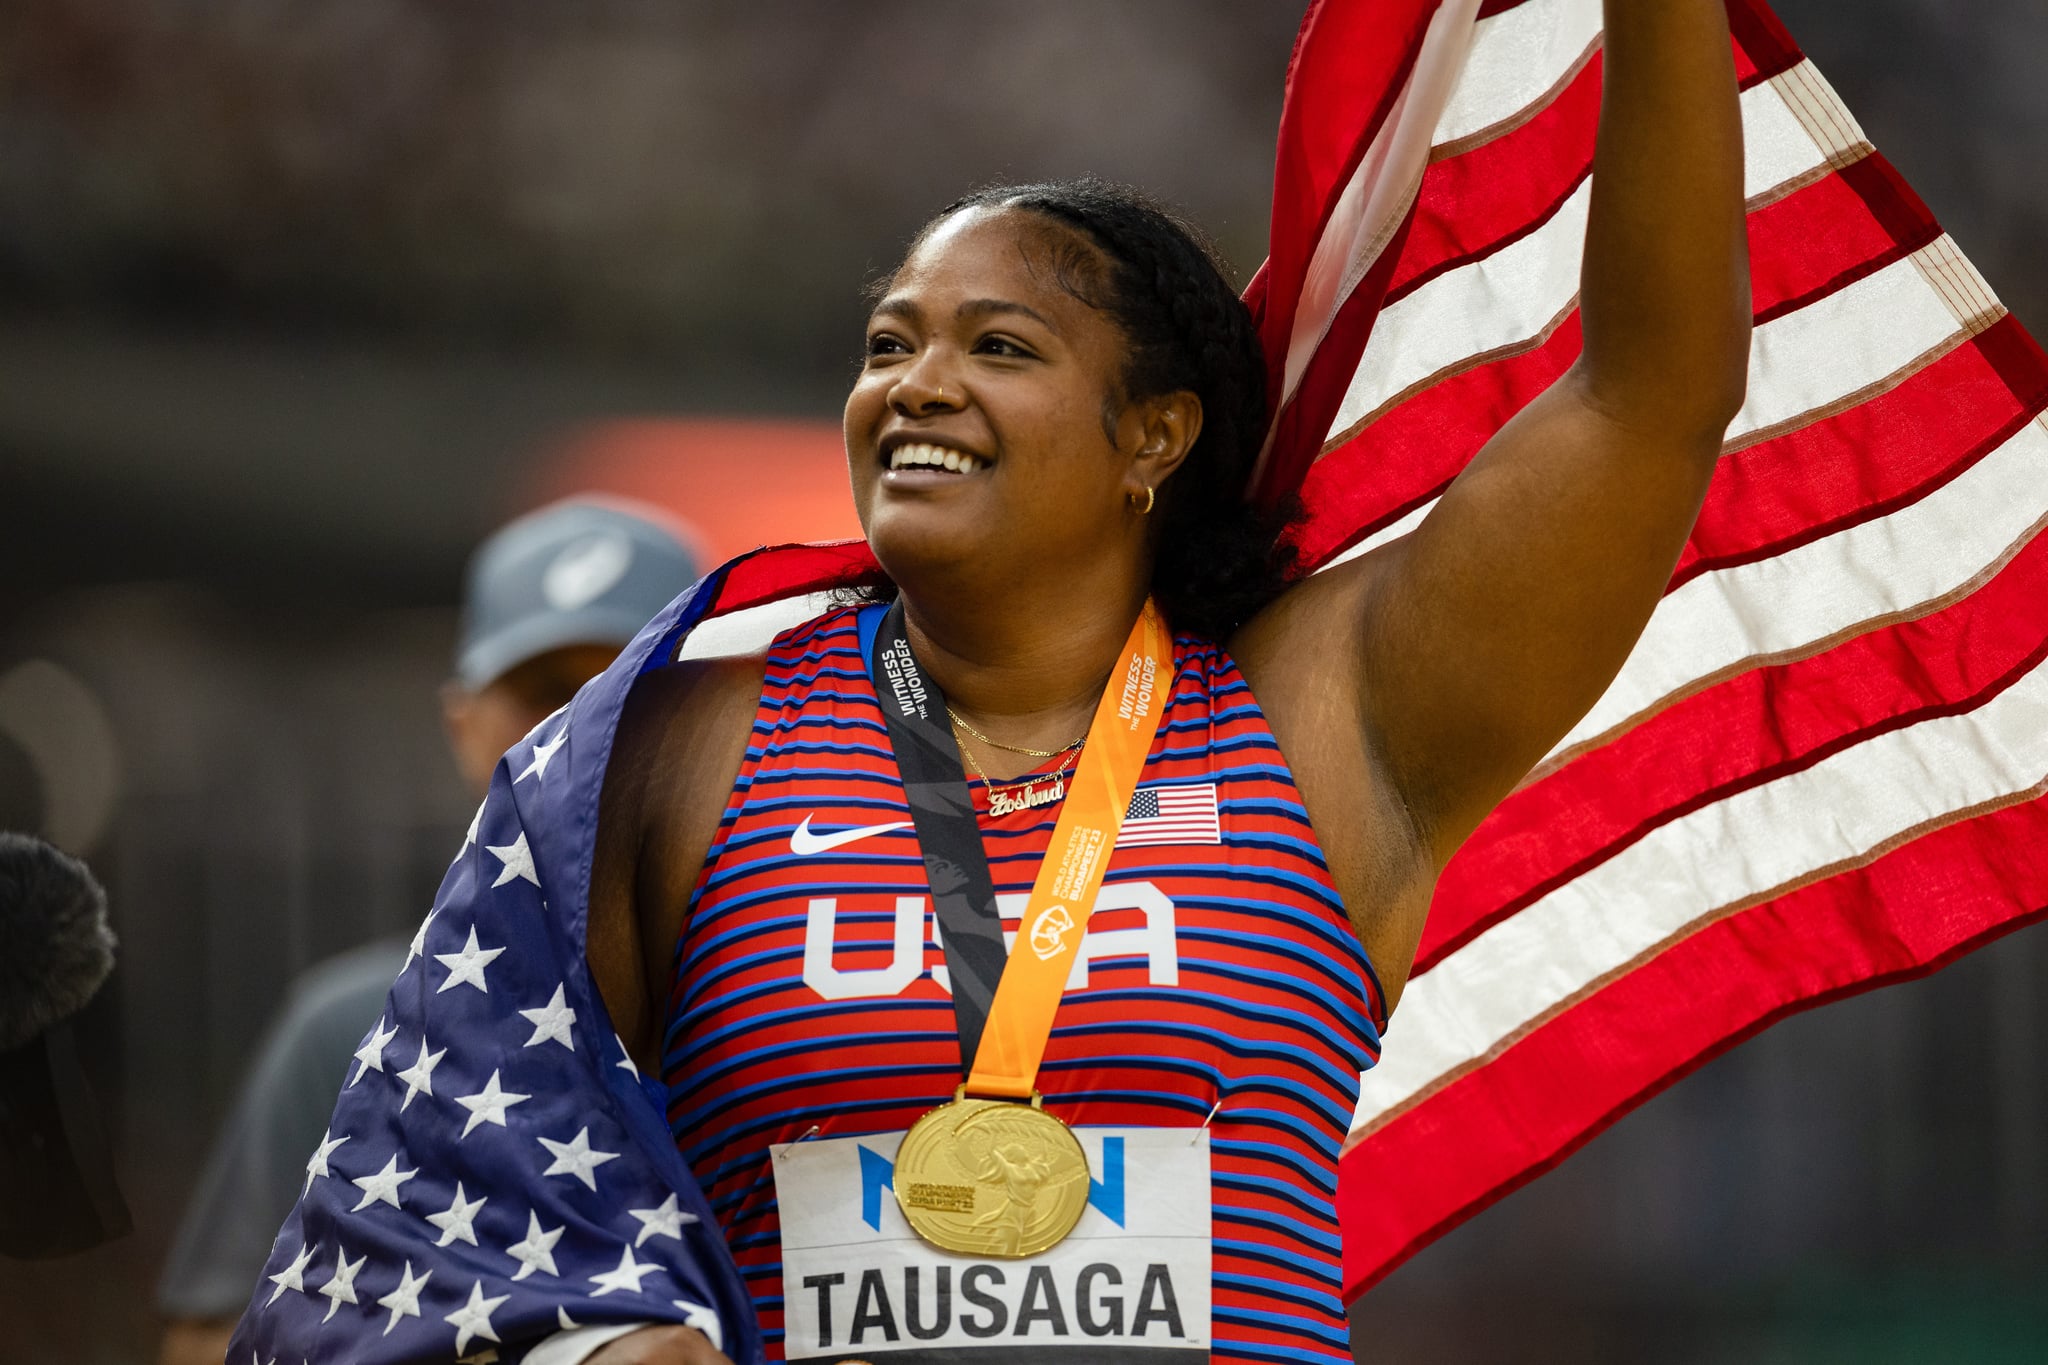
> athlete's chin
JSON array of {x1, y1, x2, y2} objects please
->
[{"x1": 864, "y1": 506, "x2": 992, "y2": 589}]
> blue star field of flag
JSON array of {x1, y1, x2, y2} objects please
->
[{"x1": 232, "y1": 574, "x2": 762, "y2": 1364}]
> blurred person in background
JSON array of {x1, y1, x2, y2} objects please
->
[{"x1": 154, "y1": 498, "x2": 698, "y2": 1365}]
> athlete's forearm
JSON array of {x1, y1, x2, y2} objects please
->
[{"x1": 1577, "y1": 0, "x2": 1751, "y2": 438}]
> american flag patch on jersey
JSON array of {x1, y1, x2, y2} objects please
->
[{"x1": 1116, "y1": 783, "x2": 1222, "y2": 847}]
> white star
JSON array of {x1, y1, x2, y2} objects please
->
[
  {"x1": 435, "y1": 926, "x2": 506, "y2": 995},
  {"x1": 351, "y1": 1153, "x2": 418, "y2": 1212},
  {"x1": 626, "y1": 1193, "x2": 698, "y2": 1247},
  {"x1": 318, "y1": 1244, "x2": 366, "y2": 1322},
  {"x1": 538, "y1": 1126, "x2": 620, "y2": 1191},
  {"x1": 517, "y1": 729, "x2": 567, "y2": 783},
  {"x1": 589, "y1": 1244, "x2": 660, "y2": 1297},
  {"x1": 304, "y1": 1129, "x2": 348, "y2": 1193},
  {"x1": 377, "y1": 1260, "x2": 432, "y2": 1336},
  {"x1": 557, "y1": 1306, "x2": 582, "y2": 1330},
  {"x1": 507, "y1": 1210, "x2": 564, "y2": 1281},
  {"x1": 673, "y1": 1300, "x2": 724, "y2": 1352},
  {"x1": 266, "y1": 1242, "x2": 316, "y2": 1304},
  {"x1": 454, "y1": 1069, "x2": 532, "y2": 1139},
  {"x1": 406, "y1": 909, "x2": 439, "y2": 968},
  {"x1": 614, "y1": 1033, "x2": 638, "y2": 1074},
  {"x1": 485, "y1": 833, "x2": 539, "y2": 889},
  {"x1": 425, "y1": 1181, "x2": 488, "y2": 1247},
  {"x1": 396, "y1": 1037, "x2": 447, "y2": 1111},
  {"x1": 444, "y1": 1280, "x2": 509, "y2": 1356},
  {"x1": 350, "y1": 1017, "x2": 400, "y2": 1087},
  {"x1": 519, "y1": 985, "x2": 577, "y2": 1050},
  {"x1": 463, "y1": 801, "x2": 484, "y2": 849},
  {"x1": 524, "y1": 704, "x2": 567, "y2": 744}
]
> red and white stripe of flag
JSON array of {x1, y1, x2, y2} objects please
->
[{"x1": 1248, "y1": 0, "x2": 2048, "y2": 1300}]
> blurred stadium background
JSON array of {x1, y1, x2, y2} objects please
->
[{"x1": 1, "y1": 1, "x2": 2043, "y2": 1360}]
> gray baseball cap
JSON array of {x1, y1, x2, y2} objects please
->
[{"x1": 454, "y1": 498, "x2": 700, "y2": 689}]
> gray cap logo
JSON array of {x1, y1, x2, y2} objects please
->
[
  {"x1": 455, "y1": 499, "x2": 697, "y2": 690},
  {"x1": 542, "y1": 532, "x2": 634, "y2": 611}
]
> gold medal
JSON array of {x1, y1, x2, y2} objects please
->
[{"x1": 893, "y1": 1087, "x2": 1091, "y2": 1258}]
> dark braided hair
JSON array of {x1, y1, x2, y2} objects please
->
[{"x1": 881, "y1": 178, "x2": 1296, "y2": 641}]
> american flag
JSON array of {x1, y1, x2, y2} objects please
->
[
  {"x1": 231, "y1": 575, "x2": 766, "y2": 1363},
  {"x1": 235, "y1": 0, "x2": 2048, "y2": 1350},
  {"x1": 1117, "y1": 783, "x2": 1224, "y2": 847},
  {"x1": 1246, "y1": 0, "x2": 2048, "y2": 1299}
]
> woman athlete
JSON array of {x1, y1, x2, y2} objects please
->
[{"x1": 584, "y1": 0, "x2": 1749, "y2": 1359}]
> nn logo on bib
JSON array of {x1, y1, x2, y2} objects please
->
[{"x1": 855, "y1": 1136, "x2": 1127, "y2": 1233}]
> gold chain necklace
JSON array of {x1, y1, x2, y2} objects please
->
[
  {"x1": 945, "y1": 706, "x2": 1086, "y2": 758},
  {"x1": 954, "y1": 728, "x2": 1082, "y2": 817}
]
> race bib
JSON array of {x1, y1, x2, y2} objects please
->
[{"x1": 772, "y1": 1127, "x2": 1212, "y2": 1362}]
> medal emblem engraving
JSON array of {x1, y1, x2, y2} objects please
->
[{"x1": 894, "y1": 1090, "x2": 1091, "y2": 1257}]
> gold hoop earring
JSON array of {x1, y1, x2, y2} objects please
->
[{"x1": 1131, "y1": 485, "x2": 1155, "y2": 516}]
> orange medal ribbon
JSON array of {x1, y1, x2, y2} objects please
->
[{"x1": 963, "y1": 599, "x2": 1172, "y2": 1100}]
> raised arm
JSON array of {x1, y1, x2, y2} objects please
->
[{"x1": 1239, "y1": 0, "x2": 1750, "y2": 993}]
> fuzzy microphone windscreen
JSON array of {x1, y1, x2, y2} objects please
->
[{"x1": 0, "y1": 833, "x2": 116, "y2": 1052}]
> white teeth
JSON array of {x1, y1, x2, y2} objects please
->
[{"x1": 887, "y1": 442, "x2": 984, "y2": 474}]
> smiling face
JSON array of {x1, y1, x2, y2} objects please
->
[{"x1": 845, "y1": 205, "x2": 1189, "y2": 605}]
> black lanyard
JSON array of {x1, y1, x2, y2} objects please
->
[{"x1": 868, "y1": 599, "x2": 1011, "y2": 1074}]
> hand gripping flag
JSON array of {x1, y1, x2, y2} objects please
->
[{"x1": 236, "y1": 0, "x2": 2048, "y2": 1354}]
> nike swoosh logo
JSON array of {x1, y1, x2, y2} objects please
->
[{"x1": 789, "y1": 815, "x2": 914, "y2": 857}]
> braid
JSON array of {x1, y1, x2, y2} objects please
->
[{"x1": 900, "y1": 178, "x2": 1295, "y2": 641}]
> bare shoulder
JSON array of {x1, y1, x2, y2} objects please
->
[
  {"x1": 1228, "y1": 553, "x2": 1436, "y2": 1012},
  {"x1": 589, "y1": 650, "x2": 768, "y2": 1068},
  {"x1": 609, "y1": 651, "x2": 770, "y2": 812}
]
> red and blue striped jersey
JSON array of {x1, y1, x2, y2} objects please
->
[{"x1": 662, "y1": 604, "x2": 1385, "y2": 1362}]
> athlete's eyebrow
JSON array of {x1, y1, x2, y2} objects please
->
[
  {"x1": 954, "y1": 298, "x2": 1059, "y2": 334},
  {"x1": 867, "y1": 296, "x2": 1059, "y2": 335}
]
